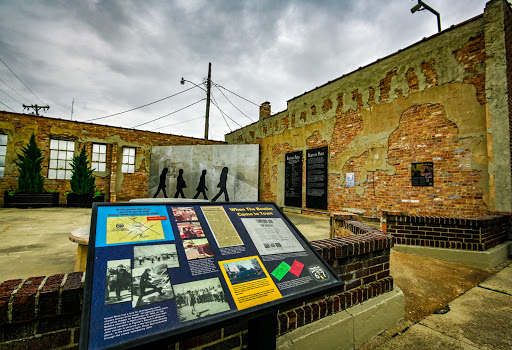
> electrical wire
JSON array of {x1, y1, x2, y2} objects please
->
[
  {"x1": 84, "y1": 86, "x2": 199, "y2": 122},
  {"x1": 0, "y1": 101, "x2": 14, "y2": 111},
  {"x1": 0, "y1": 57, "x2": 44, "y2": 104},
  {"x1": 214, "y1": 85, "x2": 255, "y2": 122},
  {"x1": 0, "y1": 77, "x2": 30, "y2": 104},
  {"x1": 148, "y1": 116, "x2": 204, "y2": 131},
  {"x1": 0, "y1": 86, "x2": 22, "y2": 105},
  {"x1": 131, "y1": 99, "x2": 206, "y2": 129},
  {"x1": 210, "y1": 91, "x2": 243, "y2": 131},
  {"x1": 215, "y1": 84, "x2": 259, "y2": 106},
  {"x1": 209, "y1": 91, "x2": 231, "y2": 131}
]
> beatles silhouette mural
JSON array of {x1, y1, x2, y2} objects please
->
[{"x1": 148, "y1": 145, "x2": 259, "y2": 202}]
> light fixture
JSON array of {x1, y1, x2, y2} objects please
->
[
  {"x1": 410, "y1": 3, "x2": 422, "y2": 13},
  {"x1": 410, "y1": 1, "x2": 441, "y2": 33},
  {"x1": 180, "y1": 77, "x2": 185, "y2": 85}
]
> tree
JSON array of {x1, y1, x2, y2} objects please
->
[
  {"x1": 14, "y1": 133, "x2": 45, "y2": 193},
  {"x1": 70, "y1": 145, "x2": 95, "y2": 195}
]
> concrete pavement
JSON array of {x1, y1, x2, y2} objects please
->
[{"x1": 362, "y1": 263, "x2": 512, "y2": 349}]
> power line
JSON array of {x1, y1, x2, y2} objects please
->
[
  {"x1": 209, "y1": 91, "x2": 231, "y2": 131},
  {"x1": 0, "y1": 56, "x2": 44, "y2": 104},
  {"x1": 131, "y1": 99, "x2": 206, "y2": 129},
  {"x1": 215, "y1": 84, "x2": 259, "y2": 106},
  {"x1": 0, "y1": 86, "x2": 22, "y2": 105},
  {"x1": 0, "y1": 101, "x2": 14, "y2": 111},
  {"x1": 210, "y1": 91, "x2": 242, "y2": 131},
  {"x1": 84, "y1": 85, "x2": 199, "y2": 122},
  {"x1": 148, "y1": 116, "x2": 204, "y2": 132},
  {"x1": 0, "y1": 77, "x2": 30, "y2": 104},
  {"x1": 214, "y1": 85, "x2": 255, "y2": 122}
]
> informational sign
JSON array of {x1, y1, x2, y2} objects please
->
[
  {"x1": 80, "y1": 202, "x2": 341, "y2": 350},
  {"x1": 284, "y1": 151, "x2": 303, "y2": 207},
  {"x1": 411, "y1": 162, "x2": 434, "y2": 186},
  {"x1": 346, "y1": 173, "x2": 355, "y2": 187},
  {"x1": 306, "y1": 147, "x2": 328, "y2": 210}
]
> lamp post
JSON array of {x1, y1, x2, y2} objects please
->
[
  {"x1": 411, "y1": 0, "x2": 441, "y2": 33},
  {"x1": 180, "y1": 62, "x2": 212, "y2": 140}
]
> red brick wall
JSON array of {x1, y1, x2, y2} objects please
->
[
  {"x1": 505, "y1": 3, "x2": 512, "y2": 193},
  {"x1": 0, "y1": 112, "x2": 223, "y2": 204},
  {"x1": 385, "y1": 213, "x2": 509, "y2": 251},
  {"x1": 226, "y1": 15, "x2": 491, "y2": 218}
]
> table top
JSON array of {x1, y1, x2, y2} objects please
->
[{"x1": 69, "y1": 225, "x2": 90, "y2": 245}]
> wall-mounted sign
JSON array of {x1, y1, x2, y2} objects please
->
[
  {"x1": 346, "y1": 172, "x2": 355, "y2": 187},
  {"x1": 284, "y1": 151, "x2": 303, "y2": 207},
  {"x1": 80, "y1": 202, "x2": 341, "y2": 349},
  {"x1": 411, "y1": 162, "x2": 434, "y2": 186},
  {"x1": 306, "y1": 147, "x2": 328, "y2": 210}
]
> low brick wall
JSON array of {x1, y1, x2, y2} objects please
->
[
  {"x1": 0, "y1": 228, "x2": 394, "y2": 349},
  {"x1": 277, "y1": 233, "x2": 393, "y2": 336},
  {"x1": 384, "y1": 212, "x2": 509, "y2": 251}
]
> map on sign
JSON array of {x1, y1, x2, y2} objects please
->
[{"x1": 106, "y1": 216, "x2": 165, "y2": 244}]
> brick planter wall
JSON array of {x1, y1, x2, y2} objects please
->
[
  {"x1": 277, "y1": 233, "x2": 393, "y2": 336},
  {"x1": 385, "y1": 212, "x2": 509, "y2": 251},
  {"x1": 0, "y1": 227, "x2": 393, "y2": 349}
]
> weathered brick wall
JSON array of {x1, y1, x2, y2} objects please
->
[
  {"x1": 226, "y1": 1, "x2": 512, "y2": 218},
  {"x1": 0, "y1": 112, "x2": 223, "y2": 204},
  {"x1": 385, "y1": 212, "x2": 509, "y2": 251},
  {"x1": 505, "y1": 1, "x2": 512, "y2": 193},
  {"x1": 0, "y1": 231, "x2": 393, "y2": 349}
]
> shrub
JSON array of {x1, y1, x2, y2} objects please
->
[
  {"x1": 70, "y1": 145, "x2": 96, "y2": 195},
  {"x1": 14, "y1": 133, "x2": 45, "y2": 193}
]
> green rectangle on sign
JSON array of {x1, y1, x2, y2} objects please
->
[{"x1": 271, "y1": 261, "x2": 291, "y2": 281}]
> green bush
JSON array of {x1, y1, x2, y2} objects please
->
[
  {"x1": 70, "y1": 145, "x2": 96, "y2": 195},
  {"x1": 14, "y1": 133, "x2": 45, "y2": 193}
]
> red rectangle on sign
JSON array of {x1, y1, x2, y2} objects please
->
[
  {"x1": 147, "y1": 216, "x2": 167, "y2": 221},
  {"x1": 289, "y1": 260, "x2": 304, "y2": 277}
]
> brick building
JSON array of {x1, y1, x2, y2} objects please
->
[
  {"x1": 226, "y1": 0, "x2": 512, "y2": 219},
  {"x1": 0, "y1": 112, "x2": 223, "y2": 204}
]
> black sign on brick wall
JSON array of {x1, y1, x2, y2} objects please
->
[
  {"x1": 306, "y1": 147, "x2": 328, "y2": 210},
  {"x1": 411, "y1": 162, "x2": 434, "y2": 186},
  {"x1": 284, "y1": 151, "x2": 303, "y2": 207}
]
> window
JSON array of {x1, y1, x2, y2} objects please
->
[
  {"x1": 0, "y1": 133, "x2": 6, "y2": 177},
  {"x1": 91, "y1": 143, "x2": 107, "y2": 172},
  {"x1": 48, "y1": 139, "x2": 74, "y2": 179},
  {"x1": 122, "y1": 147, "x2": 135, "y2": 173}
]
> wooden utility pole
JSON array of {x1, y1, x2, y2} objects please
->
[
  {"x1": 23, "y1": 104, "x2": 49, "y2": 115},
  {"x1": 204, "y1": 62, "x2": 212, "y2": 140}
]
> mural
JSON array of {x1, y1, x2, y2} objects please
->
[{"x1": 149, "y1": 145, "x2": 259, "y2": 202}]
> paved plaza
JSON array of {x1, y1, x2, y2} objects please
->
[{"x1": 0, "y1": 207, "x2": 510, "y2": 349}]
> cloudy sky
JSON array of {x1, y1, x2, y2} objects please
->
[{"x1": 0, "y1": 0, "x2": 489, "y2": 141}]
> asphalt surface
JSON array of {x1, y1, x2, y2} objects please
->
[{"x1": 0, "y1": 207, "x2": 510, "y2": 349}]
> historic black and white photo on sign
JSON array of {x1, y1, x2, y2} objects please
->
[
  {"x1": 132, "y1": 264, "x2": 174, "y2": 308},
  {"x1": 133, "y1": 244, "x2": 179, "y2": 269},
  {"x1": 173, "y1": 278, "x2": 230, "y2": 323},
  {"x1": 105, "y1": 259, "x2": 132, "y2": 305}
]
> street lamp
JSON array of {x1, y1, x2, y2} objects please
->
[
  {"x1": 410, "y1": 0, "x2": 441, "y2": 33},
  {"x1": 180, "y1": 62, "x2": 212, "y2": 140}
]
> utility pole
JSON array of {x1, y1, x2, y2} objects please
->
[
  {"x1": 204, "y1": 62, "x2": 212, "y2": 140},
  {"x1": 23, "y1": 104, "x2": 49, "y2": 116},
  {"x1": 71, "y1": 98, "x2": 74, "y2": 120}
]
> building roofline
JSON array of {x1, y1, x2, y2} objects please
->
[
  {"x1": 286, "y1": 13, "x2": 484, "y2": 103},
  {"x1": 0, "y1": 110, "x2": 223, "y2": 142},
  {"x1": 226, "y1": 11, "x2": 485, "y2": 138}
]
